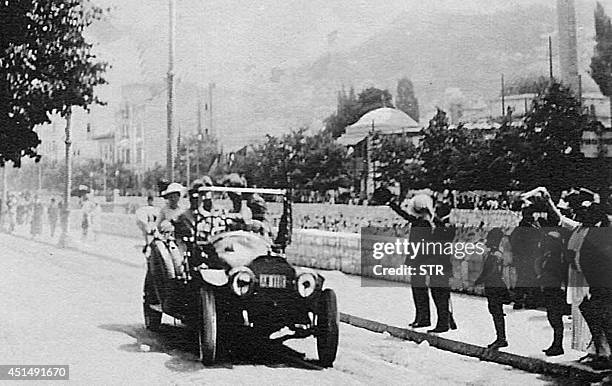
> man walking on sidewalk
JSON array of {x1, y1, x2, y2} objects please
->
[{"x1": 47, "y1": 198, "x2": 59, "y2": 237}]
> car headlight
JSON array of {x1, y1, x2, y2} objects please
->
[
  {"x1": 230, "y1": 267, "x2": 254, "y2": 296},
  {"x1": 296, "y1": 273, "x2": 317, "y2": 298}
]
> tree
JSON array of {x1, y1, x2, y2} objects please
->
[
  {"x1": 357, "y1": 87, "x2": 394, "y2": 117},
  {"x1": 0, "y1": 0, "x2": 108, "y2": 167},
  {"x1": 370, "y1": 132, "x2": 423, "y2": 195},
  {"x1": 504, "y1": 75, "x2": 550, "y2": 95},
  {"x1": 324, "y1": 86, "x2": 361, "y2": 138},
  {"x1": 396, "y1": 78, "x2": 419, "y2": 122},
  {"x1": 175, "y1": 134, "x2": 220, "y2": 185},
  {"x1": 418, "y1": 109, "x2": 491, "y2": 191},
  {"x1": 501, "y1": 82, "x2": 588, "y2": 194},
  {"x1": 143, "y1": 165, "x2": 167, "y2": 192},
  {"x1": 232, "y1": 128, "x2": 350, "y2": 192},
  {"x1": 590, "y1": 2, "x2": 612, "y2": 123}
]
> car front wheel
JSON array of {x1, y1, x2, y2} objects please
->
[
  {"x1": 198, "y1": 285, "x2": 218, "y2": 365},
  {"x1": 316, "y1": 289, "x2": 339, "y2": 367}
]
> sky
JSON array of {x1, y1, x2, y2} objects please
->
[
  {"x1": 83, "y1": 0, "x2": 610, "y2": 150},
  {"x1": 90, "y1": 0, "x2": 554, "y2": 89}
]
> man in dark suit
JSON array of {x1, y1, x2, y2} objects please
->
[{"x1": 376, "y1": 187, "x2": 456, "y2": 331}]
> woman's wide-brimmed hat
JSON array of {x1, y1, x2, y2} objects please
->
[
  {"x1": 161, "y1": 182, "x2": 185, "y2": 197},
  {"x1": 403, "y1": 194, "x2": 434, "y2": 219}
]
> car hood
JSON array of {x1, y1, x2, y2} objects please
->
[{"x1": 211, "y1": 231, "x2": 273, "y2": 268}]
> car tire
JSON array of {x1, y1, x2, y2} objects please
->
[
  {"x1": 316, "y1": 289, "x2": 339, "y2": 367},
  {"x1": 143, "y1": 303, "x2": 162, "y2": 331},
  {"x1": 143, "y1": 273, "x2": 162, "y2": 331},
  {"x1": 198, "y1": 285, "x2": 218, "y2": 365}
]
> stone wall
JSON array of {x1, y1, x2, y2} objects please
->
[{"x1": 73, "y1": 208, "x2": 522, "y2": 296}]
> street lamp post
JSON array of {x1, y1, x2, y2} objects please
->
[
  {"x1": 37, "y1": 162, "x2": 43, "y2": 193},
  {"x1": 186, "y1": 143, "x2": 191, "y2": 187},
  {"x1": 196, "y1": 132, "x2": 203, "y2": 177},
  {"x1": 102, "y1": 161, "x2": 107, "y2": 195},
  {"x1": 166, "y1": 0, "x2": 176, "y2": 181},
  {"x1": 59, "y1": 108, "x2": 73, "y2": 247},
  {"x1": 1, "y1": 165, "x2": 7, "y2": 209}
]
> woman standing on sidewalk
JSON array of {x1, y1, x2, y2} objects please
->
[
  {"x1": 30, "y1": 195, "x2": 44, "y2": 238},
  {"x1": 80, "y1": 194, "x2": 95, "y2": 241}
]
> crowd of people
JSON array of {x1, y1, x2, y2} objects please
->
[
  {"x1": 372, "y1": 185, "x2": 612, "y2": 367},
  {"x1": 4, "y1": 177, "x2": 611, "y2": 368},
  {"x1": 0, "y1": 191, "x2": 102, "y2": 241},
  {"x1": 292, "y1": 188, "x2": 526, "y2": 210}
]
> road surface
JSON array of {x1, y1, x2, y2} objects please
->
[{"x1": 0, "y1": 232, "x2": 558, "y2": 385}]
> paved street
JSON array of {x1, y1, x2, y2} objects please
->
[{"x1": 0, "y1": 230, "x2": 560, "y2": 385}]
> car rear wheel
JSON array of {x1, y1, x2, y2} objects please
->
[
  {"x1": 143, "y1": 273, "x2": 162, "y2": 331},
  {"x1": 316, "y1": 289, "x2": 339, "y2": 367},
  {"x1": 198, "y1": 286, "x2": 218, "y2": 365}
]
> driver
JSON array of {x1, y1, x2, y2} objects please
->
[
  {"x1": 245, "y1": 193, "x2": 272, "y2": 239},
  {"x1": 221, "y1": 173, "x2": 253, "y2": 228}
]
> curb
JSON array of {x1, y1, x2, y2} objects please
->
[{"x1": 339, "y1": 312, "x2": 609, "y2": 383}]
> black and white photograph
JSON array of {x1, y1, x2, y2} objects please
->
[{"x1": 1, "y1": 0, "x2": 612, "y2": 384}]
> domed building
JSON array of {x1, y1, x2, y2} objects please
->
[
  {"x1": 336, "y1": 107, "x2": 422, "y2": 199},
  {"x1": 337, "y1": 107, "x2": 421, "y2": 146}
]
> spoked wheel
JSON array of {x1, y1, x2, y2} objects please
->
[
  {"x1": 316, "y1": 289, "x2": 339, "y2": 367},
  {"x1": 198, "y1": 285, "x2": 218, "y2": 365},
  {"x1": 143, "y1": 273, "x2": 162, "y2": 332},
  {"x1": 143, "y1": 303, "x2": 162, "y2": 331}
]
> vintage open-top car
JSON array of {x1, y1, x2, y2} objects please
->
[{"x1": 143, "y1": 186, "x2": 339, "y2": 367}]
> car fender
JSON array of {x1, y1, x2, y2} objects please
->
[{"x1": 199, "y1": 269, "x2": 229, "y2": 286}]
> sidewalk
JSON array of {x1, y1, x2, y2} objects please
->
[{"x1": 6, "y1": 225, "x2": 609, "y2": 381}]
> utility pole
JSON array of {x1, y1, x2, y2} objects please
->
[
  {"x1": 549, "y1": 36, "x2": 554, "y2": 82},
  {"x1": 208, "y1": 82, "x2": 215, "y2": 138},
  {"x1": 1, "y1": 165, "x2": 7, "y2": 206},
  {"x1": 59, "y1": 108, "x2": 72, "y2": 247},
  {"x1": 166, "y1": 0, "x2": 176, "y2": 181},
  {"x1": 37, "y1": 162, "x2": 42, "y2": 193},
  {"x1": 186, "y1": 144, "x2": 191, "y2": 187},
  {"x1": 103, "y1": 161, "x2": 107, "y2": 195},
  {"x1": 578, "y1": 74, "x2": 583, "y2": 110},
  {"x1": 501, "y1": 74, "x2": 505, "y2": 117},
  {"x1": 197, "y1": 93, "x2": 202, "y2": 177}
]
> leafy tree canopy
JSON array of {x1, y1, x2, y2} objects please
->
[
  {"x1": 395, "y1": 77, "x2": 419, "y2": 122},
  {"x1": 0, "y1": 0, "x2": 108, "y2": 167}
]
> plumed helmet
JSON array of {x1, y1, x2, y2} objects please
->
[
  {"x1": 247, "y1": 194, "x2": 267, "y2": 221},
  {"x1": 201, "y1": 175, "x2": 214, "y2": 187},
  {"x1": 222, "y1": 173, "x2": 247, "y2": 187},
  {"x1": 189, "y1": 179, "x2": 204, "y2": 197}
]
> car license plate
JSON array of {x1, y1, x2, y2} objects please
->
[{"x1": 259, "y1": 274, "x2": 286, "y2": 288}]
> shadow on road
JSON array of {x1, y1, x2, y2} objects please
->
[{"x1": 99, "y1": 323, "x2": 323, "y2": 372}]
